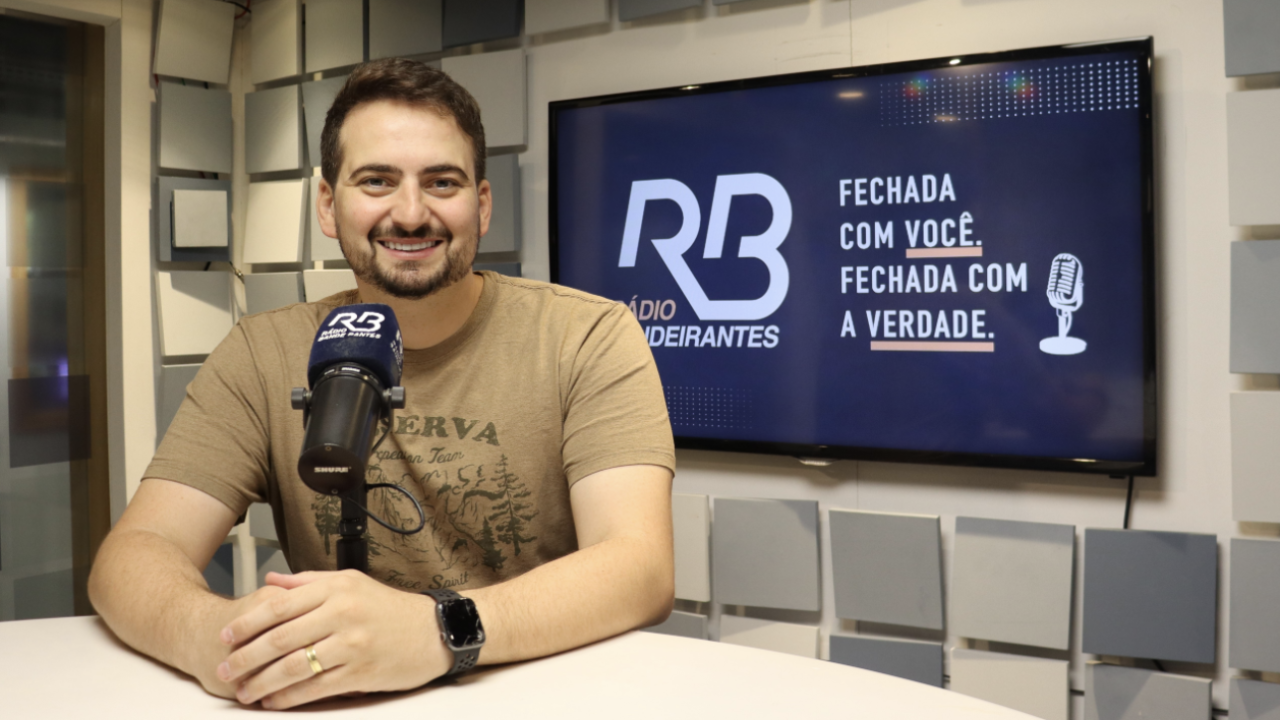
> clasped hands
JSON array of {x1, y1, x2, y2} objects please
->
[{"x1": 204, "y1": 570, "x2": 453, "y2": 710}]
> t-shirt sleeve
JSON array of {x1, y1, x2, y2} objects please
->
[
  {"x1": 145, "y1": 322, "x2": 271, "y2": 515},
  {"x1": 561, "y1": 303, "x2": 675, "y2": 485}
]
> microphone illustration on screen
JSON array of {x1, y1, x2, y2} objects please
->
[{"x1": 1039, "y1": 253, "x2": 1088, "y2": 356}]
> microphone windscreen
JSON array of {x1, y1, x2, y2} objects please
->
[{"x1": 308, "y1": 304, "x2": 404, "y2": 389}]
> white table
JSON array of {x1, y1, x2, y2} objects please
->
[{"x1": 0, "y1": 616, "x2": 1036, "y2": 718}]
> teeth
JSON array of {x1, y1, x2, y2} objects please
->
[{"x1": 383, "y1": 240, "x2": 440, "y2": 252}]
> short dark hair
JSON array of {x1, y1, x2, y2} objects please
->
[{"x1": 320, "y1": 58, "x2": 487, "y2": 187}]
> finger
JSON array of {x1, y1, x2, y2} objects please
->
[
  {"x1": 219, "y1": 604, "x2": 335, "y2": 683},
  {"x1": 262, "y1": 665, "x2": 358, "y2": 711},
  {"x1": 221, "y1": 582, "x2": 329, "y2": 647},
  {"x1": 264, "y1": 571, "x2": 319, "y2": 590},
  {"x1": 238, "y1": 638, "x2": 346, "y2": 708}
]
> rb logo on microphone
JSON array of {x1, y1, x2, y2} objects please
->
[
  {"x1": 328, "y1": 311, "x2": 385, "y2": 333},
  {"x1": 618, "y1": 173, "x2": 792, "y2": 322}
]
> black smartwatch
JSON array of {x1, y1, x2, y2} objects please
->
[{"x1": 422, "y1": 588, "x2": 485, "y2": 676}]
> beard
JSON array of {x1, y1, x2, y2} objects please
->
[{"x1": 338, "y1": 217, "x2": 478, "y2": 299}]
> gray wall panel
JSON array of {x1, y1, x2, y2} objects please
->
[
  {"x1": 158, "y1": 363, "x2": 200, "y2": 442},
  {"x1": 829, "y1": 509, "x2": 943, "y2": 630},
  {"x1": 483, "y1": 153, "x2": 521, "y2": 253},
  {"x1": 526, "y1": 0, "x2": 608, "y2": 35},
  {"x1": 1231, "y1": 538, "x2": 1280, "y2": 671},
  {"x1": 153, "y1": 0, "x2": 235, "y2": 83},
  {"x1": 304, "y1": 0, "x2": 364, "y2": 73},
  {"x1": 302, "y1": 76, "x2": 346, "y2": 169},
  {"x1": 474, "y1": 262, "x2": 521, "y2": 277},
  {"x1": 1225, "y1": 0, "x2": 1280, "y2": 77},
  {"x1": 620, "y1": 0, "x2": 701, "y2": 22},
  {"x1": 1231, "y1": 240, "x2": 1280, "y2": 373},
  {"x1": 1232, "y1": 392, "x2": 1280, "y2": 522},
  {"x1": 1227, "y1": 91, "x2": 1280, "y2": 226},
  {"x1": 442, "y1": 0, "x2": 522, "y2": 48},
  {"x1": 950, "y1": 648, "x2": 1068, "y2": 720},
  {"x1": 1084, "y1": 663, "x2": 1211, "y2": 720},
  {"x1": 246, "y1": 85, "x2": 304, "y2": 174},
  {"x1": 951, "y1": 516, "x2": 1075, "y2": 649},
  {"x1": 370, "y1": 0, "x2": 442, "y2": 59},
  {"x1": 1233, "y1": 678, "x2": 1280, "y2": 720},
  {"x1": 158, "y1": 82, "x2": 232, "y2": 174},
  {"x1": 308, "y1": 176, "x2": 346, "y2": 261},
  {"x1": 157, "y1": 176, "x2": 232, "y2": 263},
  {"x1": 244, "y1": 272, "x2": 304, "y2": 316},
  {"x1": 643, "y1": 610, "x2": 707, "y2": 639},
  {"x1": 250, "y1": 0, "x2": 301, "y2": 84},
  {"x1": 1081, "y1": 529, "x2": 1217, "y2": 664},
  {"x1": 828, "y1": 635, "x2": 942, "y2": 687},
  {"x1": 711, "y1": 498, "x2": 820, "y2": 611},
  {"x1": 442, "y1": 50, "x2": 526, "y2": 148}
]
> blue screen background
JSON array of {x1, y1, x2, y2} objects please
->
[{"x1": 554, "y1": 51, "x2": 1148, "y2": 463}]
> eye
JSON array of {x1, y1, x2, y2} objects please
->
[
  {"x1": 430, "y1": 178, "x2": 459, "y2": 190},
  {"x1": 360, "y1": 176, "x2": 392, "y2": 190}
]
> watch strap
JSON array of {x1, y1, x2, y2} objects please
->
[{"x1": 422, "y1": 588, "x2": 481, "y2": 676}]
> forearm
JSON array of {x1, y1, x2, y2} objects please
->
[
  {"x1": 467, "y1": 532, "x2": 674, "y2": 666},
  {"x1": 88, "y1": 527, "x2": 232, "y2": 676}
]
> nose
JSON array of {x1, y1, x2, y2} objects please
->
[{"x1": 387, "y1": 180, "x2": 432, "y2": 233}]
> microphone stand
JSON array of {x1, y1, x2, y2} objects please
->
[{"x1": 336, "y1": 484, "x2": 369, "y2": 573}]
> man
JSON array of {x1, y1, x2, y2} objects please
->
[{"x1": 89, "y1": 58, "x2": 675, "y2": 710}]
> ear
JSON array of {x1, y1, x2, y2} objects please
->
[
  {"x1": 316, "y1": 178, "x2": 339, "y2": 239},
  {"x1": 477, "y1": 178, "x2": 492, "y2": 238}
]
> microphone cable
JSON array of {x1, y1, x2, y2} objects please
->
[{"x1": 338, "y1": 414, "x2": 428, "y2": 536}]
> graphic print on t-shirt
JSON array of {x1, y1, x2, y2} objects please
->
[{"x1": 310, "y1": 413, "x2": 540, "y2": 591}]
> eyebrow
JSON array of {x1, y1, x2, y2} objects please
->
[{"x1": 347, "y1": 163, "x2": 471, "y2": 181}]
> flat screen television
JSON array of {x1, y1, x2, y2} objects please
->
[{"x1": 549, "y1": 38, "x2": 1156, "y2": 476}]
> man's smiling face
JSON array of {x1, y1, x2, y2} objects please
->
[{"x1": 319, "y1": 99, "x2": 491, "y2": 299}]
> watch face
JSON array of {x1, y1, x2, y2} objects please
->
[{"x1": 438, "y1": 598, "x2": 485, "y2": 649}]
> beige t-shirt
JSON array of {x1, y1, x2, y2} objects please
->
[{"x1": 147, "y1": 272, "x2": 675, "y2": 592}]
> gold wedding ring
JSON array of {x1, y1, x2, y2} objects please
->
[{"x1": 305, "y1": 645, "x2": 325, "y2": 676}]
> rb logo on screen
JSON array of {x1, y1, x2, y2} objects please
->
[{"x1": 618, "y1": 173, "x2": 791, "y2": 322}]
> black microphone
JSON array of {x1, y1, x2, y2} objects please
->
[{"x1": 291, "y1": 304, "x2": 406, "y2": 496}]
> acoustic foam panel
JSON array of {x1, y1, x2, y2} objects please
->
[
  {"x1": 1084, "y1": 662, "x2": 1211, "y2": 720},
  {"x1": 153, "y1": 0, "x2": 235, "y2": 84},
  {"x1": 250, "y1": 0, "x2": 301, "y2": 84},
  {"x1": 1225, "y1": 0, "x2": 1280, "y2": 77},
  {"x1": 644, "y1": 610, "x2": 707, "y2": 640},
  {"x1": 525, "y1": 0, "x2": 608, "y2": 35},
  {"x1": 158, "y1": 82, "x2": 232, "y2": 174},
  {"x1": 307, "y1": 176, "x2": 345, "y2": 261},
  {"x1": 442, "y1": 49, "x2": 526, "y2": 148},
  {"x1": 303, "y1": 269, "x2": 358, "y2": 301},
  {"x1": 8, "y1": 376, "x2": 90, "y2": 468},
  {"x1": 204, "y1": 542, "x2": 234, "y2": 596},
  {"x1": 442, "y1": 0, "x2": 522, "y2": 48},
  {"x1": 1227, "y1": 91, "x2": 1280, "y2": 226},
  {"x1": 718, "y1": 615, "x2": 818, "y2": 659},
  {"x1": 244, "y1": 180, "x2": 308, "y2": 264},
  {"x1": 245, "y1": 85, "x2": 304, "y2": 174},
  {"x1": 244, "y1": 272, "x2": 304, "y2": 316},
  {"x1": 304, "y1": 0, "x2": 363, "y2": 73},
  {"x1": 1233, "y1": 678, "x2": 1280, "y2": 720},
  {"x1": 950, "y1": 516, "x2": 1075, "y2": 650},
  {"x1": 619, "y1": 0, "x2": 701, "y2": 22},
  {"x1": 483, "y1": 152, "x2": 521, "y2": 253},
  {"x1": 158, "y1": 363, "x2": 200, "y2": 441},
  {"x1": 1231, "y1": 538, "x2": 1280, "y2": 671},
  {"x1": 1081, "y1": 528, "x2": 1217, "y2": 664},
  {"x1": 1233, "y1": 392, "x2": 1280, "y2": 522},
  {"x1": 949, "y1": 648, "x2": 1068, "y2": 720},
  {"x1": 301, "y1": 76, "x2": 346, "y2": 168},
  {"x1": 829, "y1": 509, "x2": 943, "y2": 630},
  {"x1": 249, "y1": 502, "x2": 278, "y2": 542},
  {"x1": 157, "y1": 176, "x2": 232, "y2": 263},
  {"x1": 156, "y1": 271, "x2": 235, "y2": 357},
  {"x1": 1231, "y1": 241, "x2": 1280, "y2": 373},
  {"x1": 172, "y1": 190, "x2": 229, "y2": 248},
  {"x1": 827, "y1": 635, "x2": 942, "y2": 687},
  {"x1": 671, "y1": 493, "x2": 710, "y2": 602},
  {"x1": 711, "y1": 498, "x2": 819, "y2": 611},
  {"x1": 369, "y1": 0, "x2": 442, "y2": 59},
  {"x1": 474, "y1": 262, "x2": 521, "y2": 277}
]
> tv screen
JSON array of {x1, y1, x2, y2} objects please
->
[{"x1": 550, "y1": 39, "x2": 1156, "y2": 476}]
